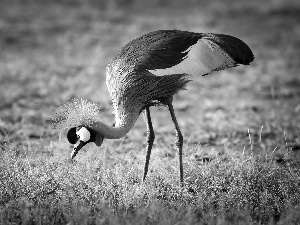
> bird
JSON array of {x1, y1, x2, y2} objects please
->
[{"x1": 67, "y1": 29, "x2": 254, "y2": 183}]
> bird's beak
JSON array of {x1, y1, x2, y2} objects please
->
[{"x1": 71, "y1": 140, "x2": 87, "y2": 159}]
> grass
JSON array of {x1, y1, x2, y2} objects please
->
[
  {"x1": 1, "y1": 0, "x2": 300, "y2": 224},
  {"x1": 1, "y1": 141, "x2": 300, "y2": 224}
]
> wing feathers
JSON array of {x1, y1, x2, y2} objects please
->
[
  {"x1": 148, "y1": 32, "x2": 254, "y2": 76},
  {"x1": 107, "y1": 30, "x2": 254, "y2": 79},
  {"x1": 202, "y1": 33, "x2": 254, "y2": 65}
]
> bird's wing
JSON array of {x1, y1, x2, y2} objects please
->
[
  {"x1": 108, "y1": 30, "x2": 254, "y2": 78},
  {"x1": 106, "y1": 30, "x2": 254, "y2": 111},
  {"x1": 106, "y1": 30, "x2": 199, "y2": 104}
]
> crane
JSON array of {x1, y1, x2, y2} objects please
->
[{"x1": 66, "y1": 30, "x2": 254, "y2": 183}]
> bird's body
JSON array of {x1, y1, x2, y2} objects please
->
[
  {"x1": 67, "y1": 30, "x2": 254, "y2": 183},
  {"x1": 105, "y1": 30, "x2": 253, "y2": 132}
]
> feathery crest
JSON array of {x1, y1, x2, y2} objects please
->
[{"x1": 50, "y1": 98, "x2": 101, "y2": 129}]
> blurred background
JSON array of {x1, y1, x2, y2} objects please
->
[{"x1": 0, "y1": 0, "x2": 300, "y2": 154}]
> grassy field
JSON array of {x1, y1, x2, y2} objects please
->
[{"x1": 1, "y1": 0, "x2": 300, "y2": 224}]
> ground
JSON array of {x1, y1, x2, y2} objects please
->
[{"x1": 0, "y1": 0, "x2": 300, "y2": 224}]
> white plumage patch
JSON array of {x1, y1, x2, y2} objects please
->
[
  {"x1": 148, "y1": 38, "x2": 236, "y2": 76},
  {"x1": 76, "y1": 127, "x2": 91, "y2": 142}
]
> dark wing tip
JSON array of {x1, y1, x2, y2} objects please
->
[
  {"x1": 232, "y1": 41, "x2": 254, "y2": 65},
  {"x1": 239, "y1": 44, "x2": 254, "y2": 65},
  {"x1": 203, "y1": 33, "x2": 255, "y2": 65}
]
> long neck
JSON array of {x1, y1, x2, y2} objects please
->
[{"x1": 90, "y1": 110, "x2": 140, "y2": 139}]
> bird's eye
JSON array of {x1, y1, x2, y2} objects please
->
[{"x1": 77, "y1": 135, "x2": 80, "y2": 139}]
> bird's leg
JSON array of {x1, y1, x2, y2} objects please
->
[
  {"x1": 143, "y1": 107, "x2": 155, "y2": 181},
  {"x1": 168, "y1": 103, "x2": 184, "y2": 184}
]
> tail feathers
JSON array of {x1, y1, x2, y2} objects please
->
[
  {"x1": 147, "y1": 74, "x2": 190, "y2": 100},
  {"x1": 120, "y1": 73, "x2": 189, "y2": 107}
]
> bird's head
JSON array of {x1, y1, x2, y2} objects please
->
[
  {"x1": 50, "y1": 98, "x2": 104, "y2": 159},
  {"x1": 67, "y1": 126, "x2": 104, "y2": 159}
]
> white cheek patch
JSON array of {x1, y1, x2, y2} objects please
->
[{"x1": 76, "y1": 127, "x2": 91, "y2": 142}]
